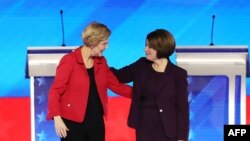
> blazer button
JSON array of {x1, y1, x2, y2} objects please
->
[
  {"x1": 67, "y1": 104, "x2": 71, "y2": 107},
  {"x1": 159, "y1": 109, "x2": 163, "y2": 112}
]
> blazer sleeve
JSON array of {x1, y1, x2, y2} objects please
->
[
  {"x1": 46, "y1": 54, "x2": 73, "y2": 120},
  {"x1": 100, "y1": 57, "x2": 132, "y2": 98},
  {"x1": 176, "y1": 69, "x2": 189, "y2": 140},
  {"x1": 107, "y1": 68, "x2": 132, "y2": 98},
  {"x1": 110, "y1": 57, "x2": 143, "y2": 83}
]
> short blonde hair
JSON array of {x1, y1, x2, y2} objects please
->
[{"x1": 82, "y1": 22, "x2": 111, "y2": 47}]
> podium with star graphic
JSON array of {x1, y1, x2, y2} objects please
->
[
  {"x1": 26, "y1": 46, "x2": 77, "y2": 141},
  {"x1": 26, "y1": 46, "x2": 249, "y2": 141},
  {"x1": 175, "y1": 45, "x2": 249, "y2": 140},
  {"x1": 26, "y1": 46, "x2": 136, "y2": 141}
]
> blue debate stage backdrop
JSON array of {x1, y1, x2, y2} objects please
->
[
  {"x1": 0, "y1": 0, "x2": 250, "y2": 141},
  {"x1": 0, "y1": 0, "x2": 250, "y2": 97}
]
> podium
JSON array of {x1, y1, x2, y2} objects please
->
[
  {"x1": 26, "y1": 46, "x2": 136, "y2": 141},
  {"x1": 176, "y1": 45, "x2": 249, "y2": 140},
  {"x1": 26, "y1": 46, "x2": 77, "y2": 141},
  {"x1": 26, "y1": 46, "x2": 249, "y2": 141}
]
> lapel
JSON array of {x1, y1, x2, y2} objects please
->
[
  {"x1": 138, "y1": 59, "x2": 173, "y2": 92},
  {"x1": 139, "y1": 66, "x2": 151, "y2": 96},
  {"x1": 74, "y1": 46, "x2": 104, "y2": 76},
  {"x1": 74, "y1": 47, "x2": 88, "y2": 76},
  {"x1": 93, "y1": 57, "x2": 103, "y2": 75},
  {"x1": 133, "y1": 59, "x2": 151, "y2": 99}
]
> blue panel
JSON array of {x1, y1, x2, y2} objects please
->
[
  {"x1": 34, "y1": 77, "x2": 59, "y2": 141},
  {"x1": 235, "y1": 76, "x2": 241, "y2": 124},
  {"x1": 188, "y1": 76, "x2": 228, "y2": 141},
  {"x1": 35, "y1": 76, "x2": 233, "y2": 141}
]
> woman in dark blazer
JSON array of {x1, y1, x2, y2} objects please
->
[
  {"x1": 46, "y1": 22, "x2": 132, "y2": 141},
  {"x1": 112, "y1": 29, "x2": 189, "y2": 141}
]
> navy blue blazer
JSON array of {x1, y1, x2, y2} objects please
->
[{"x1": 112, "y1": 57, "x2": 189, "y2": 140}]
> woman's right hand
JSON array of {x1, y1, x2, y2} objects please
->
[{"x1": 54, "y1": 116, "x2": 69, "y2": 138}]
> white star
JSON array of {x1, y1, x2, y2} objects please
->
[
  {"x1": 37, "y1": 130, "x2": 47, "y2": 141},
  {"x1": 36, "y1": 92, "x2": 46, "y2": 104},
  {"x1": 37, "y1": 111, "x2": 46, "y2": 123},
  {"x1": 36, "y1": 77, "x2": 46, "y2": 86}
]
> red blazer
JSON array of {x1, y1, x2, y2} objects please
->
[{"x1": 46, "y1": 47, "x2": 132, "y2": 122}]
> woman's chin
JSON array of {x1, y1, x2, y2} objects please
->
[
  {"x1": 146, "y1": 56, "x2": 152, "y2": 61},
  {"x1": 92, "y1": 53, "x2": 102, "y2": 57}
]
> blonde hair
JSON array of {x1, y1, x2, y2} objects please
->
[{"x1": 82, "y1": 22, "x2": 111, "y2": 47}]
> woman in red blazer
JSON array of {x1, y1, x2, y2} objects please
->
[
  {"x1": 112, "y1": 29, "x2": 189, "y2": 141},
  {"x1": 46, "y1": 22, "x2": 132, "y2": 141}
]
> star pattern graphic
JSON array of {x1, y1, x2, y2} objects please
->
[
  {"x1": 32, "y1": 76, "x2": 233, "y2": 141},
  {"x1": 37, "y1": 111, "x2": 46, "y2": 123},
  {"x1": 34, "y1": 77, "x2": 59, "y2": 141},
  {"x1": 36, "y1": 92, "x2": 46, "y2": 104},
  {"x1": 36, "y1": 77, "x2": 46, "y2": 86},
  {"x1": 37, "y1": 130, "x2": 47, "y2": 141}
]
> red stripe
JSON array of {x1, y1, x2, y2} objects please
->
[
  {"x1": 0, "y1": 98, "x2": 30, "y2": 141},
  {"x1": 247, "y1": 96, "x2": 250, "y2": 124},
  {"x1": 105, "y1": 97, "x2": 135, "y2": 141},
  {"x1": 0, "y1": 96, "x2": 249, "y2": 141}
]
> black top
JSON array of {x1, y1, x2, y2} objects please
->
[
  {"x1": 140, "y1": 66, "x2": 164, "y2": 108},
  {"x1": 84, "y1": 67, "x2": 104, "y2": 125}
]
